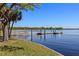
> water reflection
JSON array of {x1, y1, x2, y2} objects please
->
[
  {"x1": 12, "y1": 30, "x2": 79, "y2": 55},
  {"x1": 37, "y1": 35, "x2": 42, "y2": 39},
  {"x1": 12, "y1": 30, "x2": 63, "y2": 41},
  {"x1": 29, "y1": 29, "x2": 63, "y2": 42},
  {"x1": 36, "y1": 34, "x2": 63, "y2": 42},
  {"x1": 52, "y1": 34, "x2": 63, "y2": 40}
]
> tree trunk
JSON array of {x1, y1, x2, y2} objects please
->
[
  {"x1": 8, "y1": 21, "x2": 14, "y2": 38},
  {"x1": 3, "y1": 24, "x2": 9, "y2": 41},
  {"x1": 8, "y1": 21, "x2": 11, "y2": 38}
]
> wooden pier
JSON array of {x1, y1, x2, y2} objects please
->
[{"x1": 30, "y1": 27, "x2": 63, "y2": 40}]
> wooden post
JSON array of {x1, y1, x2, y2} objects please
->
[
  {"x1": 51, "y1": 28, "x2": 53, "y2": 34},
  {"x1": 51, "y1": 29, "x2": 52, "y2": 33},
  {"x1": 31, "y1": 29, "x2": 33, "y2": 41},
  {"x1": 50, "y1": 27, "x2": 52, "y2": 33},
  {"x1": 40, "y1": 29, "x2": 42, "y2": 33},
  {"x1": 44, "y1": 28, "x2": 46, "y2": 39},
  {"x1": 39, "y1": 29, "x2": 42, "y2": 39},
  {"x1": 50, "y1": 29, "x2": 53, "y2": 38},
  {"x1": 53, "y1": 28, "x2": 55, "y2": 33},
  {"x1": 55, "y1": 27, "x2": 56, "y2": 33}
]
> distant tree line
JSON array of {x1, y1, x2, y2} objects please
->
[{"x1": 12, "y1": 27, "x2": 63, "y2": 30}]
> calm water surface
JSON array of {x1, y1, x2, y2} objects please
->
[{"x1": 13, "y1": 30, "x2": 79, "y2": 56}]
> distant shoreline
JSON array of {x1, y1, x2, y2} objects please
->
[
  {"x1": 12, "y1": 27, "x2": 79, "y2": 30},
  {"x1": 12, "y1": 27, "x2": 63, "y2": 30}
]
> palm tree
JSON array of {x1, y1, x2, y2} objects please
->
[
  {"x1": 0, "y1": 3, "x2": 41, "y2": 41},
  {"x1": 8, "y1": 10, "x2": 22, "y2": 38}
]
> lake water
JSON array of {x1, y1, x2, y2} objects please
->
[{"x1": 13, "y1": 30, "x2": 79, "y2": 56}]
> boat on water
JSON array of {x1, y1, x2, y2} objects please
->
[
  {"x1": 37, "y1": 33, "x2": 43, "y2": 35},
  {"x1": 53, "y1": 32, "x2": 63, "y2": 34},
  {"x1": 37, "y1": 32, "x2": 63, "y2": 35}
]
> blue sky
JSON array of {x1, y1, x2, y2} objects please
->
[{"x1": 14, "y1": 3, "x2": 79, "y2": 28}]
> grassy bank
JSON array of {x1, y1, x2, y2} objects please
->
[{"x1": 0, "y1": 39, "x2": 62, "y2": 56}]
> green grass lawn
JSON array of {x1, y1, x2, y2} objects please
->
[{"x1": 0, "y1": 38, "x2": 62, "y2": 56}]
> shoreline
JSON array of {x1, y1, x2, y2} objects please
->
[
  {"x1": 38, "y1": 43, "x2": 63, "y2": 56},
  {"x1": 32, "y1": 42, "x2": 63, "y2": 56},
  {"x1": 0, "y1": 37, "x2": 63, "y2": 56},
  {"x1": 18, "y1": 38, "x2": 63, "y2": 56}
]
